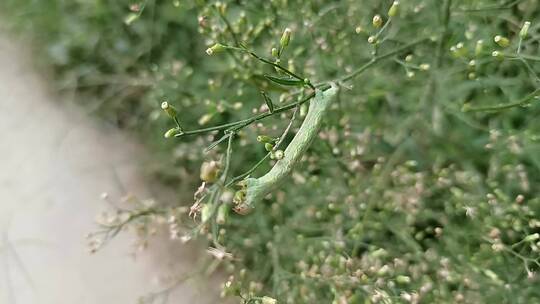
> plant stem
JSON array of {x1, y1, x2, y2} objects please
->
[
  {"x1": 176, "y1": 91, "x2": 316, "y2": 137},
  {"x1": 335, "y1": 38, "x2": 429, "y2": 83},
  {"x1": 462, "y1": 88, "x2": 540, "y2": 112}
]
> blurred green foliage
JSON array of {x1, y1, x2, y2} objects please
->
[{"x1": 3, "y1": 0, "x2": 540, "y2": 303}]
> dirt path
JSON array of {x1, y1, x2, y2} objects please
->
[{"x1": 0, "y1": 33, "x2": 220, "y2": 304}]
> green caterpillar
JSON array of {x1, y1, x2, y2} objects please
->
[{"x1": 234, "y1": 84, "x2": 338, "y2": 214}]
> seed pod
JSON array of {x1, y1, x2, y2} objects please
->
[
  {"x1": 274, "y1": 150, "x2": 284, "y2": 160},
  {"x1": 271, "y1": 47, "x2": 279, "y2": 58},
  {"x1": 475, "y1": 40, "x2": 484, "y2": 56},
  {"x1": 524, "y1": 233, "x2": 540, "y2": 242},
  {"x1": 372, "y1": 15, "x2": 383, "y2": 28},
  {"x1": 388, "y1": 1, "x2": 399, "y2": 17},
  {"x1": 201, "y1": 203, "x2": 211, "y2": 222},
  {"x1": 124, "y1": 13, "x2": 139, "y2": 25},
  {"x1": 419, "y1": 63, "x2": 430, "y2": 71},
  {"x1": 164, "y1": 127, "x2": 182, "y2": 138},
  {"x1": 299, "y1": 103, "x2": 308, "y2": 117},
  {"x1": 494, "y1": 35, "x2": 510, "y2": 48},
  {"x1": 161, "y1": 101, "x2": 177, "y2": 118},
  {"x1": 215, "y1": 1, "x2": 227, "y2": 14},
  {"x1": 257, "y1": 135, "x2": 275, "y2": 143},
  {"x1": 367, "y1": 36, "x2": 377, "y2": 44},
  {"x1": 280, "y1": 28, "x2": 292, "y2": 48},
  {"x1": 200, "y1": 161, "x2": 220, "y2": 182},
  {"x1": 450, "y1": 42, "x2": 467, "y2": 58},
  {"x1": 261, "y1": 296, "x2": 277, "y2": 304},
  {"x1": 198, "y1": 113, "x2": 213, "y2": 125},
  {"x1": 216, "y1": 203, "x2": 229, "y2": 224},
  {"x1": 492, "y1": 51, "x2": 504, "y2": 60},
  {"x1": 520, "y1": 21, "x2": 531, "y2": 39},
  {"x1": 206, "y1": 43, "x2": 227, "y2": 55},
  {"x1": 396, "y1": 275, "x2": 411, "y2": 284}
]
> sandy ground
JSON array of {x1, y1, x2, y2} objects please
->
[{"x1": 0, "y1": 33, "x2": 221, "y2": 304}]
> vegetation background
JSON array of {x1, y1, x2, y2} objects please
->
[{"x1": 2, "y1": 0, "x2": 540, "y2": 303}]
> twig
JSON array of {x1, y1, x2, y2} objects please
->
[
  {"x1": 176, "y1": 91, "x2": 316, "y2": 137},
  {"x1": 333, "y1": 38, "x2": 430, "y2": 84},
  {"x1": 462, "y1": 88, "x2": 540, "y2": 112}
]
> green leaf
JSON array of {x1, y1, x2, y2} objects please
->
[
  {"x1": 264, "y1": 74, "x2": 304, "y2": 86},
  {"x1": 260, "y1": 91, "x2": 274, "y2": 113}
]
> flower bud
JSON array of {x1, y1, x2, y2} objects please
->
[
  {"x1": 198, "y1": 113, "x2": 213, "y2": 125},
  {"x1": 261, "y1": 296, "x2": 277, "y2": 304},
  {"x1": 475, "y1": 40, "x2": 484, "y2": 56},
  {"x1": 124, "y1": 13, "x2": 139, "y2": 25},
  {"x1": 372, "y1": 15, "x2": 383, "y2": 28},
  {"x1": 200, "y1": 161, "x2": 220, "y2": 182},
  {"x1": 300, "y1": 104, "x2": 308, "y2": 117},
  {"x1": 215, "y1": 1, "x2": 227, "y2": 15},
  {"x1": 206, "y1": 43, "x2": 227, "y2": 55},
  {"x1": 492, "y1": 51, "x2": 504, "y2": 60},
  {"x1": 274, "y1": 150, "x2": 284, "y2": 160},
  {"x1": 525, "y1": 233, "x2": 540, "y2": 242},
  {"x1": 161, "y1": 101, "x2": 177, "y2": 118},
  {"x1": 450, "y1": 42, "x2": 467, "y2": 57},
  {"x1": 372, "y1": 15, "x2": 382, "y2": 28},
  {"x1": 271, "y1": 47, "x2": 279, "y2": 58},
  {"x1": 265, "y1": 143, "x2": 274, "y2": 152},
  {"x1": 280, "y1": 28, "x2": 292, "y2": 48},
  {"x1": 494, "y1": 35, "x2": 510, "y2": 48},
  {"x1": 164, "y1": 127, "x2": 183, "y2": 138},
  {"x1": 257, "y1": 135, "x2": 275, "y2": 143},
  {"x1": 520, "y1": 21, "x2": 531, "y2": 39},
  {"x1": 396, "y1": 275, "x2": 411, "y2": 284},
  {"x1": 388, "y1": 1, "x2": 399, "y2": 17},
  {"x1": 419, "y1": 63, "x2": 430, "y2": 71}
]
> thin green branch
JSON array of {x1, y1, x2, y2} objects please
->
[
  {"x1": 220, "y1": 132, "x2": 235, "y2": 184},
  {"x1": 226, "y1": 45, "x2": 316, "y2": 89},
  {"x1": 462, "y1": 88, "x2": 540, "y2": 112},
  {"x1": 457, "y1": 0, "x2": 527, "y2": 12},
  {"x1": 226, "y1": 153, "x2": 271, "y2": 187},
  {"x1": 176, "y1": 91, "x2": 316, "y2": 137},
  {"x1": 335, "y1": 37, "x2": 430, "y2": 83}
]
